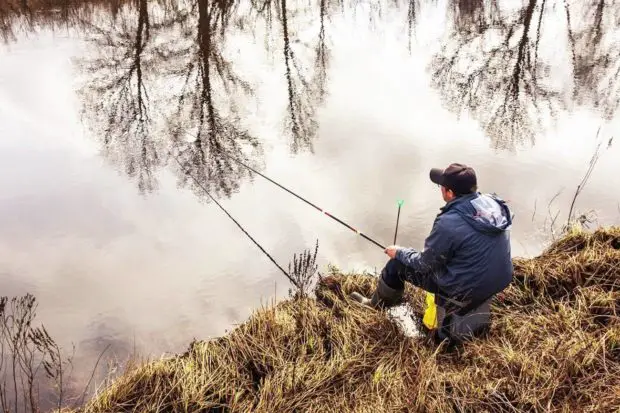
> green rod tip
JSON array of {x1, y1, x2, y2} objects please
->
[{"x1": 397, "y1": 199, "x2": 404, "y2": 206}]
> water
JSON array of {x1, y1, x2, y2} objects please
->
[{"x1": 0, "y1": 0, "x2": 619, "y2": 401}]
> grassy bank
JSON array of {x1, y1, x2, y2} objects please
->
[{"x1": 75, "y1": 227, "x2": 619, "y2": 412}]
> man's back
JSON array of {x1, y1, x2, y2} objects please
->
[{"x1": 432, "y1": 192, "x2": 513, "y2": 306}]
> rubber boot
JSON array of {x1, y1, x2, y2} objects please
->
[{"x1": 350, "y1": 277, "x2": 404, "y2": 308}]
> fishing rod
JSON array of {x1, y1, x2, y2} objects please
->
[
  {"x1": 170, "y1": 142, "x2": 471, "y2": 314},
  {"x1": 394, "y1": 199, "x2": 404, "y2": 244},
  {"x1": 217, "y1": 149, "x2": 387, "y2": 250},
  {"x1": 170, "y1": 150, "x2": 300, "y2": 289}
]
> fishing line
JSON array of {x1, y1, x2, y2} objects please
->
[{"x1": 169, "y1": 150, "x2": 300, "y2": 289}]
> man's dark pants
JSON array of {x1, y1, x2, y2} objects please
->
[
  {"x1": 381, "y1": 258, "x2": 492, "y2": 343},
  {"x1": 381, "y1": 258, "x2": 442, "y2": 296}
]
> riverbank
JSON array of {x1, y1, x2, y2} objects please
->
[{"x1": 74, "y1": 226, "x2": 619, "y2": 412}]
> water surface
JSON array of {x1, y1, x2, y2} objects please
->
[{"x1": 0, "y1": 0, "x2": 619, "y2": 393}]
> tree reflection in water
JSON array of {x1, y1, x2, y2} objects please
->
[
  {"x1": 1, "y1": 0, "x2": 619, "y2": 187},
  {"x1": 429, "y1": 0, "x2": 620, "y2": 150}
]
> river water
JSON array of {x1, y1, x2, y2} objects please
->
[{"x1": 0, "y1": 0, "x2": 619, "y2": 395}]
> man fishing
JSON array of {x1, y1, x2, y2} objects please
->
[{"x1": 351, "y1": 163, "x2": 514, "y2": 343}]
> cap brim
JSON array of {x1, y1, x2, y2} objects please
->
[{"x1": 429, "y1": 168, "x2": 445, "y2": 186}]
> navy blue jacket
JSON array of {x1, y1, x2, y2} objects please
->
[{"x1": 395, "y1": 192, "x2": 513, "y2": 306}]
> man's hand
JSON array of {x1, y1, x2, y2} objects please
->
[{"x1": 384, "y1": 245, "x2": 400, "y2": 259}]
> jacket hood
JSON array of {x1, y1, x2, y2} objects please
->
[{"x1": 443, "y1": 192, "x2": 513, "y2": 234}]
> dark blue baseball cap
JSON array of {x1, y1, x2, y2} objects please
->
[{"x1": 430, "y1": 163, "x2": 477, "y2": 195}]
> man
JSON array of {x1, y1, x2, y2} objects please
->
[{"x1": 351, "y1": 163, "x2": 514, "y2": 343}]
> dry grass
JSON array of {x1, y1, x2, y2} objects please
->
[{"x1": 75, "y1": 226, "x2": 620, "y2": 412}]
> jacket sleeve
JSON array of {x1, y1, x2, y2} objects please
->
[{"x1": 395, "y1": 215, "x2": 454, "y2": 275}]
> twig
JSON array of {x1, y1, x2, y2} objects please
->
[
  {"x1": 550, "y1": 209, "x2": 561, "y2": 238},
  {"x1": 546, "y1": 189, "x2": 563, "y2": 238},
  {"x1": 78, "y1": 343, "x2": 112, "y2": 407},
  {"x1": 566, "y1": 128, "x2": 610, "y2": 229},
  {"x1": 288, "y1": 240, "x2": 320, "y2": 298}
]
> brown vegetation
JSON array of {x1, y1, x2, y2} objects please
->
[
  {"x1": 0, "y1": 0, "x2": 126, "y2": 42},
  {"x1": 70, "y1": 226, "x2": 619, "y2": 412},
  {"x1": 0, "y1": 295, "x2": 75, "y2": 413}
]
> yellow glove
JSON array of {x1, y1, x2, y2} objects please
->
[{"x1": 422, "y1": 292, "x2": 438, "y2": 329}]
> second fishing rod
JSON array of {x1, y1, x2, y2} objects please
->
[{"x1": 217, "y1": 150, "x2": 391, "y2": 250}]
